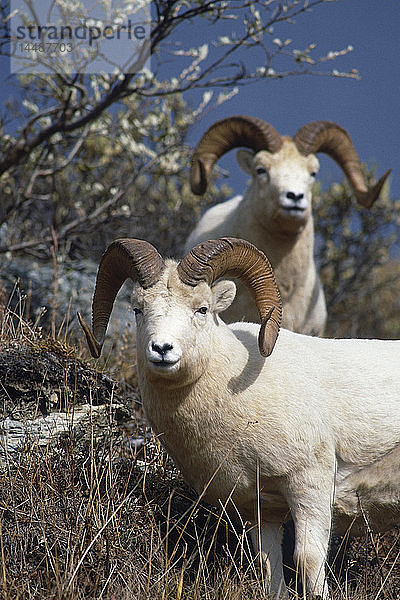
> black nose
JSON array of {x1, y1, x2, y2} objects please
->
[
  {"x1": 152, "y1": 342, "x2": 173, "y2": 356},
  {"x1": 286, "y1": 192, "x2": 304, "y2": 202}
]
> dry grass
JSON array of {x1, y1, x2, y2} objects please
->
[
  {"x1": 1, "y1": 287, "x2": 400, "y2": 599},
  {"x1": 0, "y1": 408, "x2": 265, "y2": 600}
]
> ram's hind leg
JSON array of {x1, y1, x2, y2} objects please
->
[{"x1": 250, "y1": 522, "x2": 287, "y2": 599}]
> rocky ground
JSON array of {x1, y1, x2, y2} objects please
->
[{"x1": 0, "y1": 333, "x2": 142, "y2": 464}]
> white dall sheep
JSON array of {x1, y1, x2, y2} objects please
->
[
  {"x1": 79, "y1": 237, "x2": 400, "y2": 599},
  {"x1": 186, "y1": 116, "x2": 391, "y2": 335}
]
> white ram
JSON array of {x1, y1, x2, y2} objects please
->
[
  {"x1": 186, "y1": 116, "x2": 391, "y2": 335},
  {"x1": 79, "y1": 237, "x2": 400, "y2": 599}
]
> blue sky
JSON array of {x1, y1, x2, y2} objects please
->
[{"x1": 0, "y1": 1, "x2": 399, "y2": 201}]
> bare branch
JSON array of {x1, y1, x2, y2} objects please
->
[{"x1": 0, "y1": 0, "x2": 356, "y2": 176}]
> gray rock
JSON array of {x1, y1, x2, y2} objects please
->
[{"x1": 0, "y1": 255, "x2": 135, "y2": 342}]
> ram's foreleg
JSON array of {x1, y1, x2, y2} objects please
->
[
  {"x1": 286, "y1": 467, "x2": 334, "y2": 599},
  {"x1": 250, "y1": 522, "x2": 287, "y2": 598}
]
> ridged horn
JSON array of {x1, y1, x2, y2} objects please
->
[
  {"x1": 191, "y1": 116, "x2": 283, "y2": 195},
  {"x1": 78, "y1": 239, "x2": 165, "y2": 358},
  {"x1": 178, "y1": 237, "x2": 282, "y2": 357},
  {"x1": 293, "y1": 121, "x2": 391, "y2": 208}
]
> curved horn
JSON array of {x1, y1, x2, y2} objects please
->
[
  {"x1": 191, "y1": 116, "x2": 283, "y2": 195},
  {"x1": 78, "y1": 239, "x2": 165, "y2": 358},
  {"x1": 177, "y1": 237, "x2": 282, "y2": 357},
  {"x1": 293, "y1": 121, "x2": 391, "y2": 208}
]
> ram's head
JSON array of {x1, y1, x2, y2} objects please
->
[
  {"x1": 190, "y1": 116, "x2": 391, "y2": 229},
  {"x1": 78, "y1": 238, "x2": 282, "y2": 380}
]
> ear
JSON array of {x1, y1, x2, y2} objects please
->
[
  {"x1": 307, "y1": 154, "x2": 320, "y2": 175},
  {"x1": 211, "y1": 280, "x2": 236, "y2": 314},
  {"x1": 236, "y1": 149, "x2": 255, "y2": 174}
]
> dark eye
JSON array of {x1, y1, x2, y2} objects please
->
[
  {"x1": 196, "y1": 306, "x2": 208, "y2": 315},
  {"x1": 133, "y1": 307, "x2": 143, "y2": 316},
  {"x1": 256, "y1": 166, "x2": 267, "y2": 176},
  {"x1": 311, "y1": 171, "x2": 317, "y2": 178}
]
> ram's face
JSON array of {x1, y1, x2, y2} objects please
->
[
  {"x1": 131, "y1": 264, "x2": 236, "y2": 383},
  {"x1": 237, "y1": 138, "x2": 320, "y2": 231}
]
